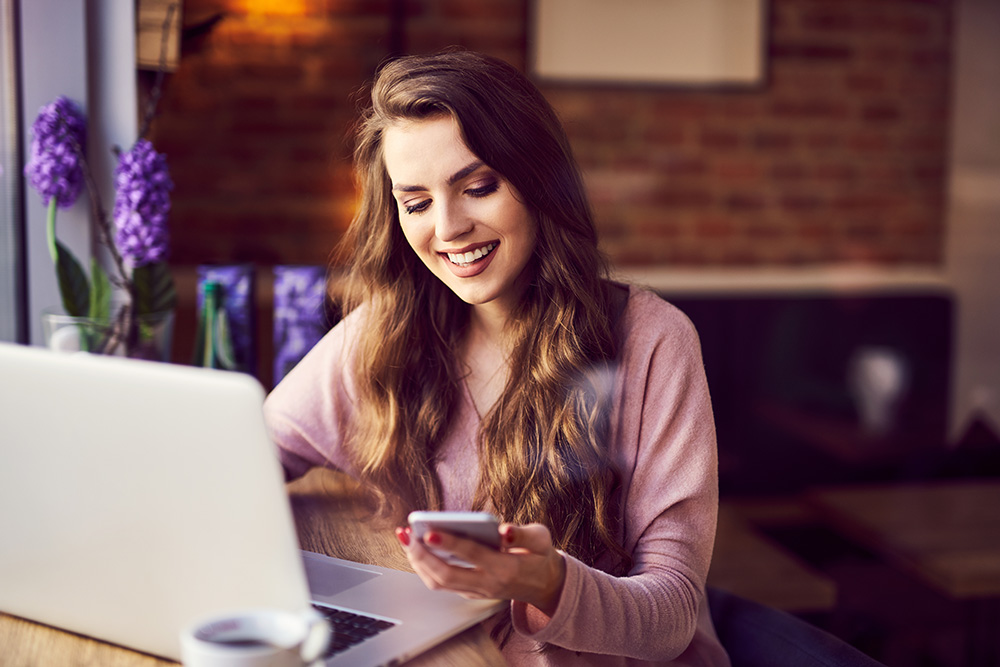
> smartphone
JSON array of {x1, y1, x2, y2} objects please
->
[{"x1": 407, "y1": 511, "x2": 501, "y2": 568}]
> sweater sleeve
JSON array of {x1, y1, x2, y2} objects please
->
[
  {"x1": 510, "y1": 295, "x2": 720, "y2": 662},
  {"x1": 262, "y1": 307, "x2": 365, "y2": 480}
]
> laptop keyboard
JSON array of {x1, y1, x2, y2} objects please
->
[{"x1": 312, "y1": 604, "x2": 398, "y2": 659}]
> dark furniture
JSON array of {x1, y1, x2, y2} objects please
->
[
  {"x1": 708, "y1": 587, "x2": 885, "y2": 666},
  {"x1": 662, "y1": 291, "x2": 954, "y2": 496}
]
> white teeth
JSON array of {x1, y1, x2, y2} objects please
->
[{"x1": 448, "y1": 243, "x2": 496, "y2": 266}]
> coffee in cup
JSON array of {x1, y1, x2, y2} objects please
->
[{"x1": 180, "y1": 607, "x2": 330, "y2": 667}]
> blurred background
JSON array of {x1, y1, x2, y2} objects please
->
[
  {"x1": 157, "y1": 0, "x2": 950, "y2": 266},
  {"x1": 4, "y1": 0, "x2": 1000, "y2": 665}
]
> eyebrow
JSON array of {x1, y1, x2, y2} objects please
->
[{"x1": 391, "y1": 160, "x2": 486, "y2": 193}]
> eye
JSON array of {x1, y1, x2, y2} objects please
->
[
  {"x1": 403, "y1": 199, "x2": 431, "y2": 215},
  {"x1": 466, "y1": 180, "x2": 500, "y2": 198}
]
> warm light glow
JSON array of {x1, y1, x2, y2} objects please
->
[{"x1": 239, "y1": 0, "x2": 312, "y2": 16}]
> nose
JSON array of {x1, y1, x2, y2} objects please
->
[{"x1": 434, "y1": 199, "x2": 474, "y2": 242}]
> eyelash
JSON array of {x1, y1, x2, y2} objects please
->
[
  {"x1": 468, "y1": 181, "x2": 500, "y2": 198},
  {"x1": 404, "y1": 200, "x2": 431, "y2": 215},
  {"x1": 403, "y1": 180, "x2": 501, "y2": 215}
]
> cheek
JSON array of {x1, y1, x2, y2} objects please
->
[
  {"x1": 399, "y1": 217, "x2": 432, "y2": 257},
  {"x1": 526, "y1": 214, "x2": 539, "y2": 246},
  {"x1": 493, "y1": 198, "x2": 533, "y2": 240},
  {"x1": 515, "y1": 209, "x2": 538, "y2": 252}
]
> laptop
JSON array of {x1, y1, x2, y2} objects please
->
[{"x1": 0, "y1": 342, "x2": 503, "y2": 665}]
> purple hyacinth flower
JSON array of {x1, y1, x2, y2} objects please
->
[
  {"x1": 113, "y1": 139, "x2": 173, "y2": 267},
  {"x1": 24, "y1": 96, "x2": 87, "y2": 208}
]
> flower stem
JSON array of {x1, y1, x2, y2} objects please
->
[
  {"x1": 52, "y1": 108, "x2": 130, "y2": 292},
  {"x1": 45, "y1": 198, "x2": 58, "y2": 264},
  {"x1": 52, "y1": 110, "x2": 138, "y2": 354}
]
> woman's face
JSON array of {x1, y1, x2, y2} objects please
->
[{"x1": 382, "y1": 115, "x2": 537, "y2": 318}]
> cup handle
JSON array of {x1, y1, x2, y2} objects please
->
[{"x1": 299, "y1": 609, "x2": 331, "y2": 665}]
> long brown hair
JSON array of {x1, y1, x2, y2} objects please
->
[{"x1": 341, "y1": 51, "x2": 630, "y2": 580}]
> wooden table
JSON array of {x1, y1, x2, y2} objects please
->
[
  {"x1": 809, "y1": 479, "x2": 1000, "y2": 600},
  {"x1": 0, "y1": 468, "x2": 505, "y2": 667},
  {"x1": 809, "y1": 479, "x2": 1000, "y2": 665},
  {"x1": 709, "y1": 500, "x2": 836, "y2": 613}
]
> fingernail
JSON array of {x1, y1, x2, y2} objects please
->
[
  {"x1": 426, "y1": 531, "x2": 442, "y2": 546},
  {"x1": 502, "y1": 527, "x2": 515, "y2": 544},
  {"x1": 396, "y1": 527, "x2": 410, "y2": 547}
]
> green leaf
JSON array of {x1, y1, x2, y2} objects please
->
[
  {"x1": 213, "y1": 307, "x2": 240, "y2": 370},
  {"x1": 132, "y1": 261, "x2": 177, "y2": 316},
  {"x1": 88, "y1": 259, "x2": 112, "y2": 321},
  {"x1": 54, "y1": 240, "x2": 90, "y2": 317}
]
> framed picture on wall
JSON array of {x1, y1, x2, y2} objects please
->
[{"x1": 529, "y1": 0, "x2": 768, "y2": 88}]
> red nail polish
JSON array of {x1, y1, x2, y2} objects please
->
[
  {"x1": 396, "y1": 527, "x2": 410, "y2": 547},
  {"x1": 504, "y1": 529, "x2": 515, "y2": 545},
  {"x1": 426, "y1": 531, "x2": 442, "y2": 546}
]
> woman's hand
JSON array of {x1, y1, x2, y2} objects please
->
[{"x1": 395, "y1": 523, "x2": 567, "y2": 616}]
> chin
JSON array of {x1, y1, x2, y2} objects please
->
[{"x1": 452, "y1": 289, "x2": 497, "y2": 306}]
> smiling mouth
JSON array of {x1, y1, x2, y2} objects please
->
[{"x1": 445, "y1": 243, "x2": 497, "y2": 267}]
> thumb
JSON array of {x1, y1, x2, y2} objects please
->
[{"x1": 500, "y1": 523, "x2": 553, "y2": 555}]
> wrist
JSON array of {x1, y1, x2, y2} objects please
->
[{"x1": 535, "y1": 551, "x2": 566, "y2": 616}]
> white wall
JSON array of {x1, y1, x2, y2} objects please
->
[
  {"x1": 0, "y1": 0, "x2": 23, "y2": 342},
  {"x1": 19, "y1": 0, "x2": 90, "y2": 345},
  {"x1": 19, "y1": 0, "x2": 135, "y2": 345},
  {"x1": 87, "y1": 0, "x2": 138, "y2": 271},
  {"x1": 945, "y1": 0, "x2": 1000, "y2": 439}
]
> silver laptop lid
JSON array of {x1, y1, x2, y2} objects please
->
[{"x1": 0, "y1": 343, "x2": 310, "y2": 660}]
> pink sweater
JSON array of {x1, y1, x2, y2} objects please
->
[{"x1": 264, "y1": 285, "x2": 730, "y2": 666}]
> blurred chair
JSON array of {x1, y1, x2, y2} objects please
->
[
  {"x1": 272, "y1": 265, "x2": 337, "y2": 386},
  {"x1": 708, "y1": 587, "x2": 883, "y2": 667},
  {"x1": 665, "y1": 293, "x2": 953, "y2": 495}
]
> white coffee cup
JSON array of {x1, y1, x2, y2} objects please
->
[{"x1": 180, "y1": 607, "x2": 330, "y2": 667}]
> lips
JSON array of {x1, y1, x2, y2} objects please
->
[
  {"x1": 445, "y1": 242, "x2": 497, "y2": 267},
  {"x1": 439, "y1": 241, "x2": 499, "y2": 278}
]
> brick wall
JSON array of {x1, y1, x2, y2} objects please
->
[{"x1": 151, "y1": 0, "x2": 952, "y2": 268}]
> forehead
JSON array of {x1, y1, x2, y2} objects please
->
[{"x1": 381, "y1": 116, "x2": 480, "y2": 183}]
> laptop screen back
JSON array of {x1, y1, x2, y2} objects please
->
[{"x1": 0, "y1": 343, "x2": 311, "y2": 660}]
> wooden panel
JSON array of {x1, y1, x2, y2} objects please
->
[
  {"x1": 810, "y1": 480, "x2": 1000, "y2": 599},
  {"x1": 710, "y1": 501, "x2": 836, "y2": 612},
  {"x1": 137, "y1": 0, "x2": 181, "y2": 71}
]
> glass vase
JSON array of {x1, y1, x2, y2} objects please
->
[{"x1": 41, "y1": 307, "x2": 175, "y2": 362}]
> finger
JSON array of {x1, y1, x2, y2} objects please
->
[
  {"x1": 409, "y1": 533, "x2": 472, "y2": 580},
  {"x1": 410, "y1": 537, "x2": 495, "y2": 595},
  {"x1": 422, "y1": 530, "x2": 500, "y2": 568},
  {"x1": 406, "y1": 538, "x2": 450, "y2": 589},
  {"x1": 400, "y1": 531, "x2": 457, "y2": 591},
  {"x1": 408, "y1": 531, "x2": 444, "y2": 567},
  {"x1": 499, "y1": 523, "x2": 553, "y2": 555}
]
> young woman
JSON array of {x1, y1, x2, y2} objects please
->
[{"x1": 264, "y1": 50, "x2": 730, "y2": 666}]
